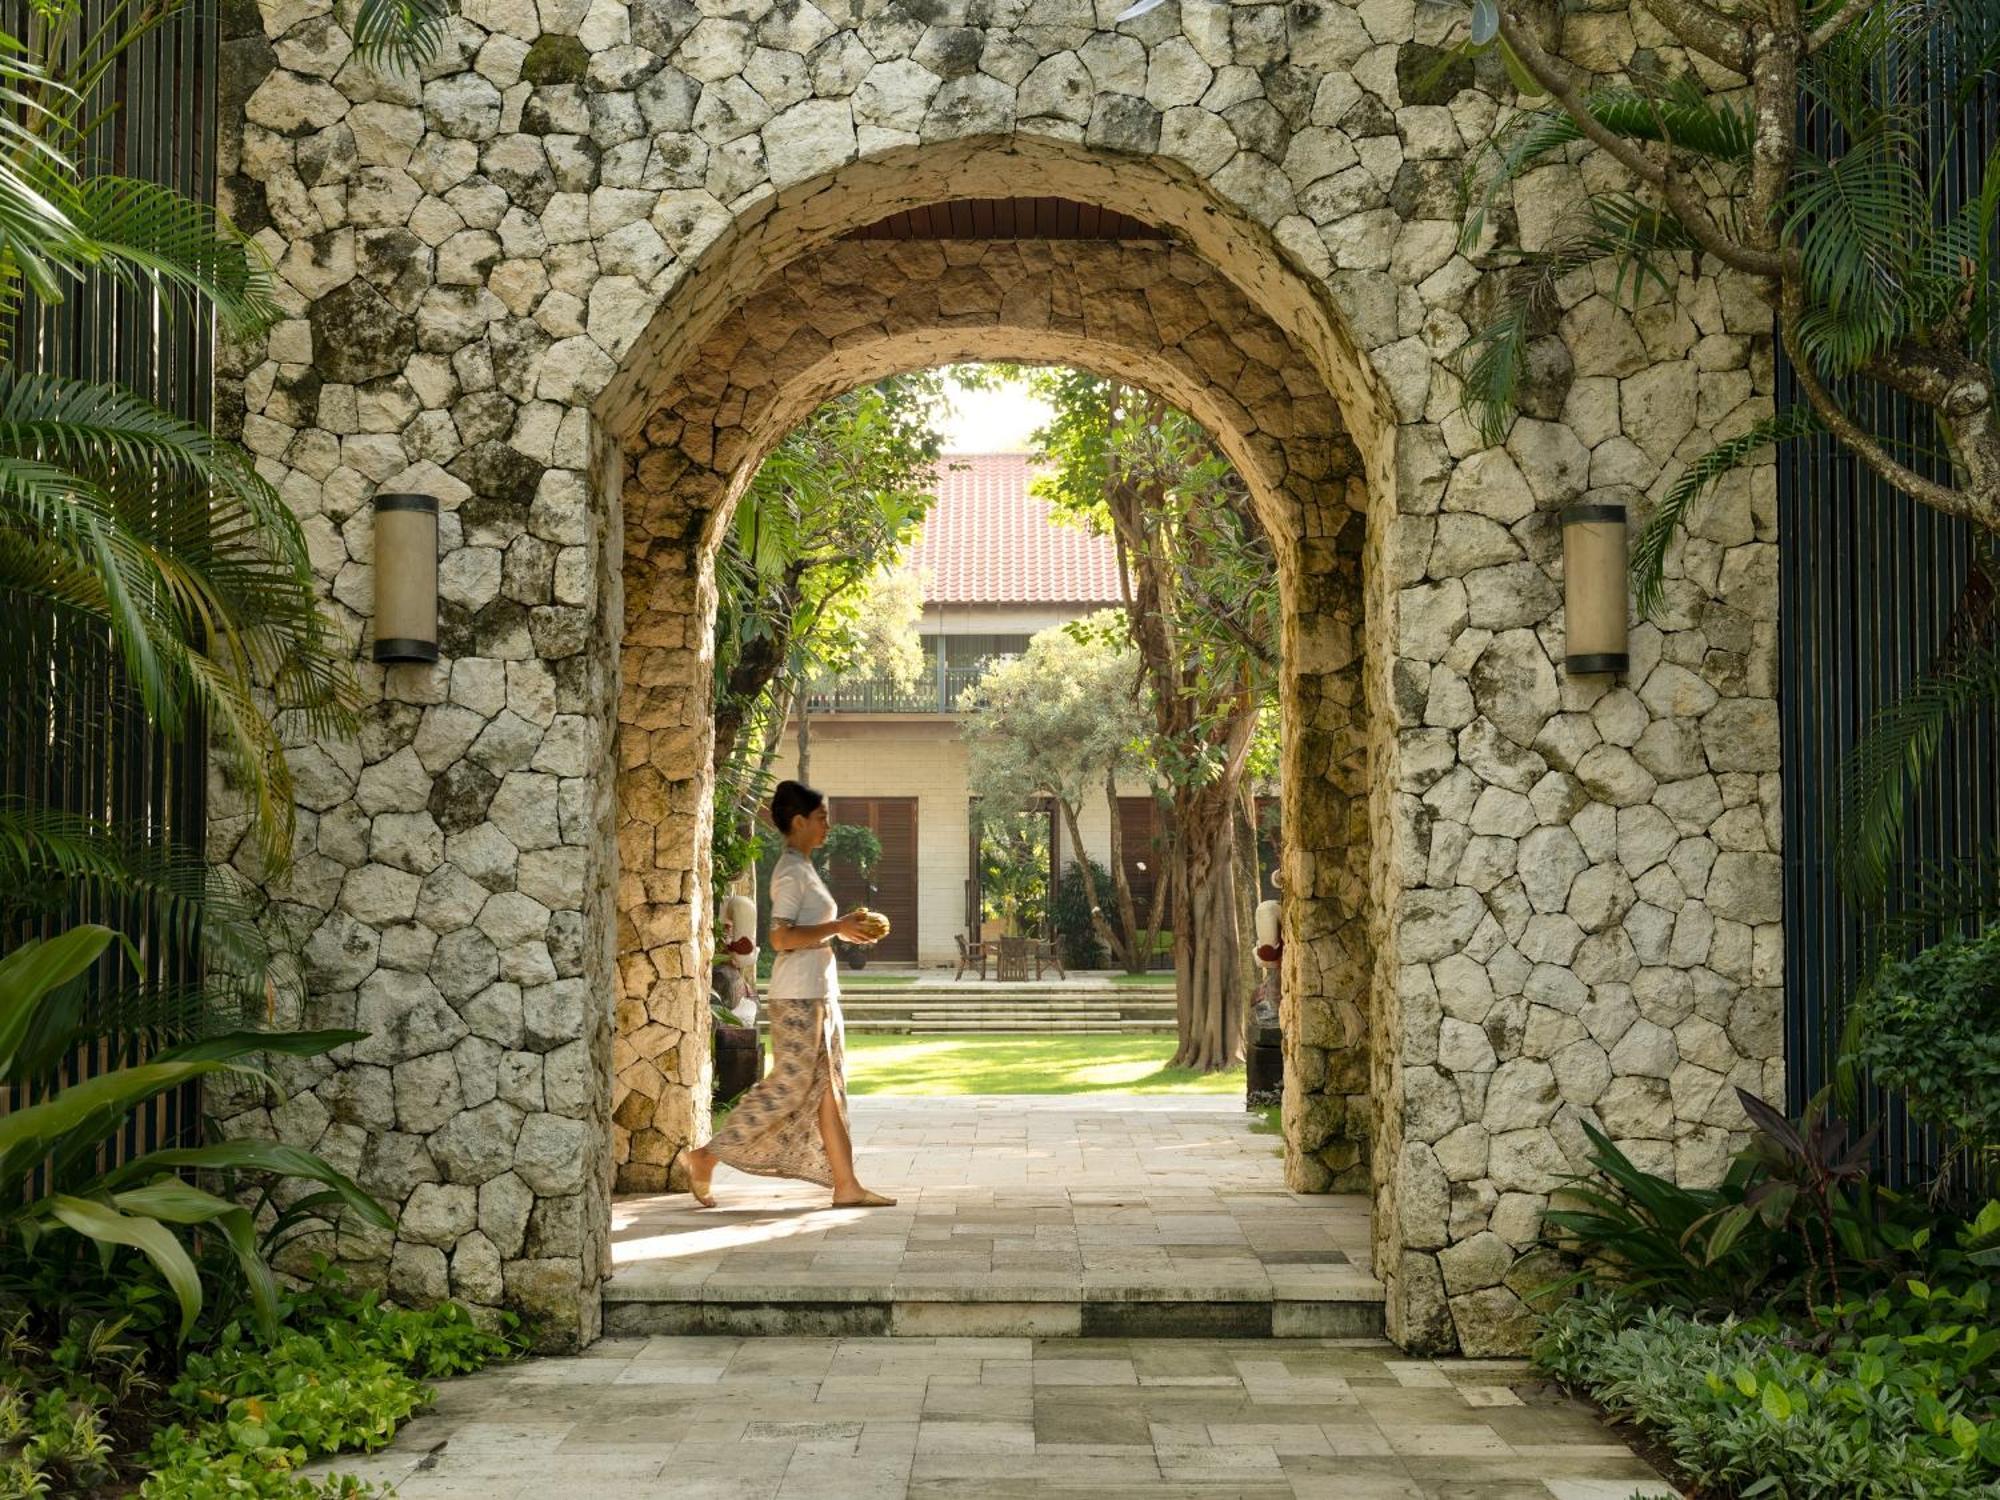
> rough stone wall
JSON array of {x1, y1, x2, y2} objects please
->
[
  {"x1": 217, "y1": 0, "x2": 1782, "y2": 1352},
  {"x1": 611, "y1": 236, "x2": 1372, "y2": 1192},
  {"x1": 1373, "y1": 264, "x2": 1784, "y2": 1351}
]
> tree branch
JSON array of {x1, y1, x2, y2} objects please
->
[
  {"x1": 1498, "y1": 9, "x2": 1786, "y2": 277},
  {"x1": 1807, "y1": 0, "x2": 1870, "y2": 52},
  {"x1": 1778, "y1": 289, "x2": 1997, "y2": 527},
  {"x1": 1639, "y1": 0, "x2": 1749, "y2": 72},
  {"x1": 1497, "y1": 12, "x2": 1666, "y2": 184},
  {"x1": 1180, "y1": 577, "x2": 1277, "y2": 669}
]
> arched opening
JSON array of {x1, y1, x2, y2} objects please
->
[{"x1": 602, "y1": 202, "x2": 1380, "y2": 1236}]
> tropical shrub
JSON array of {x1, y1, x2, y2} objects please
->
[
  {"x1": 2, "y1": 926, "x2": 389, "y2": 1342},
  {"x1": 1538, "y1": 1289, "x2": 2000, "y2": 1499},
  {"x1": 817, "y1": 823, "x2": 882, "y2": 889},
  {"x1": 1849, "y1": 924, "x2": 2000, "y2": 1160},
  {"x1": 1540, "y1": 1094, "x2": 2000, "y2": 1496},
  {"x1": 0, "y1": 1276, "x2": 513, "y2": 1498},
  {"x1": 1544, "y1": 1093, "x2": 2000, "y2": 1318},
  {"x1": 142, "y1": 1292, "x2": 512, "y2": 1496},
  {"x1": 1450, "y1": 0, "x2": 2000, "y2": 552},
  {"x1": 1054, "y1": 858, "x2": 1116, "y2": 970}
]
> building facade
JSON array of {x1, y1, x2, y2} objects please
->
[{"x1": 772, "y1": 450, "x2": 1158, "y2": 967}]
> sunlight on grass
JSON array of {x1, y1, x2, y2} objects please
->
[{"x1": 845, "y1": 1033, "x2": 1241, "y2": 1095}]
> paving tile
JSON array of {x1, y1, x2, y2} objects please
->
[
  {"x1": 1544, "y1": 1481, "x2": 1683, "y2": 1500},
  {"x1": 915, "y1": 1419, "x2": 1037, "y2": 1452},
  {"x1": 607, "y1": 1098, "x2": 1379, "y2": 1335},
  {"x1": 305, "y1": 1099, "x2": 1677, "y2": 1497}
]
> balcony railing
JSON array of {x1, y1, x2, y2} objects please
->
[{"x1": 804, "y1": 660, "x2": 1005, "y2": 714}]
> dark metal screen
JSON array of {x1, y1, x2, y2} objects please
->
[
  {"x1": 1776, "y1": 62, "x2": 2000, "y2": 1184},
  {"x1": 2, "y1": 0, "x2": 218, "y2": 1161}
]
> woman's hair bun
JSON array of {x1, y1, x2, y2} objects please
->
[{"x1": 769, "y1": 779, "x2": 825, "y2": 835}]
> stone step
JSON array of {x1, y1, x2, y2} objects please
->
[
  {"x1": 900, "y1": 1008, "x2": 1171, "y2": 1019},
  {"x1": 840, "y1": 1019, "x2": 1177, "y2": 1032},
  {"x1": 840, "y1": 1005, "x2": 1178, "y2": 1018},
  {"x1": 601, "y1": 1277, "x2": 1385, "y2": 1340},
  {"x1": 836, "y1": 1004, "x2": 1176, "y2": 1016}
]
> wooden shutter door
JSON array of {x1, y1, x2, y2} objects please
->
[
  {"x1": 826, "y1": 797, "x2": 919, "y2": 963},
  {"x1": 1117, "y1": 796, "x2": 1169, "y2": 932}
]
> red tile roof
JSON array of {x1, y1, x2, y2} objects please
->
[{"x1": 910, "y1": 453, "x2": 1123, "y2": 606}]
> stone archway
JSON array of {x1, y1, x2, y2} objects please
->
[
  {"x1": 221, "y1": 0, "x2": 1787, "y2": 1355},
  {"x1": 605, "y1": 233, "x2": 1374, "y2": 1207}
]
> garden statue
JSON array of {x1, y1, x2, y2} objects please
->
[
  {"x1": 717, "y1": 892, "x2": 759, "y2": 1027},
  {"x1": 1251, "y1": 896, "x2": 1283, "y2": 1030},
  {"x1": 1247, "y1": 891, "x2": 1284, "y2": 1104}
]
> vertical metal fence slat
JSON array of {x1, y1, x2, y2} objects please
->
[
  {"x1": 2, "y1": 0, "x2": 217, "y2": 1172},
  {"x1": 1776, "y1": 33, "x2": 1999, "y2": 1187}
]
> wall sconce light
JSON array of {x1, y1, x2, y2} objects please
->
[
  {"x1": 372, "y1": 492, "x2": 438, "y2": 664},
  {"x1": 1561, "y1": 501, "x2": 1629, "y2": 676}
]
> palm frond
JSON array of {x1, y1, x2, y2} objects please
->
[
  {"x1": 1834, "y1": 556, "x2": 2000, "y2": 905},
  {"x1": 352, "y1": 0, "x2": 452, "y2": 73},
  {"x1": 1460, "y1": 86, "x2": 1751, "y2": 251},
  {"x1": 1858, "y1": 844, "x2": 2000, "y2": 958},
  {"x1": 1455, "y1": 193, "x2": 1694, "y2": 446},
  {"x1": 1782, "y1": 125, "x2": 1928, "y2": 345},
  {"x1": 0, "y1": 41, "x2": 87, "y2": 309},
  {"x1": 1590, "y1": 81, "x2": 1756, "y2": 161},
  {"x1": 0, "y1": 372, "x2": 362, "y2": 862},
  {"x1": 72, "y1": 176, "x2": 280, "y2": 338},
  {"x1": 0, "y1": 800, "x2": 278, "y2": 983},
  {"x1": 1454, "y1": 285, "x2": 1542, "y2": 447},
  {"x1": 1632, "y1": 409, "x2": 1819, "y2": 618}
]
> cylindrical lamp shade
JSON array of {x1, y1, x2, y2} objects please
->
[
  {"x1": 1561, "y1": 502, "x2": 1629, "y2": 676},
  {"x1": 372, "y1": 493, "x2": 438, "y2": 663}
]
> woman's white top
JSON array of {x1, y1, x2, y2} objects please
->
[{"x1": 766, "y1": 847, "x2": 839, "y2": 1001}]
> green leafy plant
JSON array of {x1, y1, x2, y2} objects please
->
[
  {"x1": 1832, "y1": 549, "x2": 2000, "y2": 921},
  {"x1": 974, "y1": 805, "x2": 1050, "y2": 938},
  {"x1": 1542, "y1": 1095, "x2": 1985, "y2": 1316},
  {"x1": 1543, "y1": 1119, "x2": 1783, "y2": 1310},
  {"x1": 1848, "y1": 924, "x2": 2000, "y2": 1164},
  {"x1": 1, "y1": 927, "x2": 390, "y2": 1342},
  {"x1": 1452, "y1": 0, "x2": 2000, "y2": 572},
  {"x1": 816, "y1": 823, "x2": 882, "y2": 888},
  {"x1": 1, "y1": 1273, "x2": 512, "y2": 1498},
  {"x1": 1726, "y1": 1090, "x2": 1880, "y2": 1316},
  {"x1": 1538, "y1": 1288, "x2": 2000, "y2": 1497},
  {"x1": 1053, "y1": 857, "x2": 1117, "y2": 970}
]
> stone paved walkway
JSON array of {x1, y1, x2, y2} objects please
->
[
  {"x1": 604, "y1": 1097, "x2": 1379, "y2": 1335},
  {"x1": 313, "y1": 1335, "x2": 1680, "y2": 1498}
]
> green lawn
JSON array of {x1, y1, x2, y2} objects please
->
[
  {"x1": 1110, "y1": 972, "x2": 1175, "y2": 986},
  {"x1": 844, "y1": 1033, "x2": 1242, "y2": 1095}
]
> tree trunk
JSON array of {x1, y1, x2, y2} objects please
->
[
  {"x1": 1233, "y1": 783, "x2": 1261, "y2": 1030},
  {"x1": 1101, "y1": 772, "x2": 1152, "y2": 974},
  {"x1": 1168, "y1": 779, "x2": 1245, "y2": 1073},
  {"x1": 794, "y1": 695, "x2": 811, "y2": 785},
  {"x1": 710, "y1": 572, "x2": 802, "y2": 778},
  {"x1": 1060, "y1": 795, "x2": 1129, "y2": 970}
]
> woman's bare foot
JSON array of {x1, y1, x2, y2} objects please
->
[
  {"x1": 686, "y1": 1146, "x2": 717, "y2": 1207},
  {"x1": 830, "y1": 1187, "x2": 897, "y2": 1208}
]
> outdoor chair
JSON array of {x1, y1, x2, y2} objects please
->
[
  {"x1": 1034, "y1": 939, "x2": 1067, "y2": 981},
  {"x1": 996, "y1": 935, "x2": 1035, "y2": 982},
  {"x1": 953, "y1": 933, "x2": 987, "y2": 981}
]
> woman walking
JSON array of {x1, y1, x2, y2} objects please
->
[{"x1": 685, "y1": 780, "x2": 897, "y2": 1209}]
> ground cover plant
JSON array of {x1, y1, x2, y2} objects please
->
[
  {"x1": 843, "y1": 1033, "x2": 1241, "y2": 1096},
  {"x1": 2, "y1": 928, "x2": 515, "y2": 1496},
  {"x1": 1, "y1": 1273, "x2": 513, "y2": 1498},
  {"x1": 1536, "y1": 1091, "x2": 2000, "y2": 1497}
]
